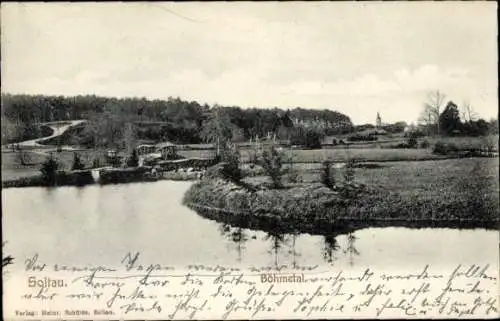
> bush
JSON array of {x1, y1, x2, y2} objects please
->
[
  {"x1": 321, "y1": 160, "x2": 336, "y2": 190},
  {"x1": 258, "y1": 146, "x2": 285, "y2": 189},
  {"x1": 287, "y1": 168, "x2": 302, "y2": 184},
  {"x1": 394, "y1": 143, "x2": 410, "y2": 149},
  {"x1": 71, "y1": 152, "x2": 85, "y2": 170},
  {"x1": 15, "y1": 150, "x2": 32, "y2": 166},
  {"x1": 404, "y1": 130, "x2": 426, "y2": 138},
  {"x1": 420, "y1": 139, "x2": 430, "y2": 148},
  {"x1": 40, "y1": 156, "x2": 59, "y2": 186},
  {"x1": 92, "y1": 158, "x2": 101, "y2": 168},
  {"x1": 407, "y1": 136, "x2": 418, "y2": 148},
  {"x1": 343, "y1": 159, "x2": 356, "y2": 184},
  {"x1": 290, "y1": 128, "x2": 324, "y2": 149},
  {"x1": 433, "y1": 141, "x2": 459, "y2": 155},
  {"x1": 220, "y1": 145, "x2": 242, "y2": 182},
  {"x1": 127, "y1": 149, "x2": 139, "y2": 167},
  {"x1": 348, "y1": 134, "x2": 378, "y2": 142},
  {"x1": 433, "y1": 142, "x2": 447, "y2": 155}
]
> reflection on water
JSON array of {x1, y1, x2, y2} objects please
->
[
  {"x1": 264, "y1": 231, "x2": 288, "y2": 267},
  {"x1": 220, "y1": 227, "x2": 361, "y2": 267},
  {"x1": 2, "y1": 181, "x2": 498, "y2": 271},
  {"x1": 322, "y1": 234, "x2": 340, "y2": 264},
  {"x1": 344, "y1": 233, "x2": 360, "y2": 266},
  {"x1": 218, "y1": 224, "x2": 249, "y2": 262},
  {"x1": 288, "y1": 234, "x2": 300, "y2": 269}
]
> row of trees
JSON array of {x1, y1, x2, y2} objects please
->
[
  {"x1": 419, "y1": 90, "x2": 498, "y2": 136},
  {"x1": 1, "y1": 94, "x2": 353, "y2": 147}
]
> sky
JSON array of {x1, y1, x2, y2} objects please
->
[{"x1": 1, "y1": 2, "x2": 498, "y2": 124}]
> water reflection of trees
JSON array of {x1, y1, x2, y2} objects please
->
[
  {"x1": 263, "y1": 231, "x2": 302, "y2": 268},
  {"x1": 218, "y1": 223, "x2": 248, "y2": 262},
  {"x1": 216, "y1": 220, "x2": 359, "y2": 267},
  {"x1": 287, "y1": 233, "x2": 301, "y2": 268},
  {"x1": 343, "y1": 232, "x2": 360, "y2": 266},
  {"x1": 322, "y1": 234, "x2": 340, "y2": 264},
  {"x1": 264, "y1": 231, "x2": 287, "y2": 267}
]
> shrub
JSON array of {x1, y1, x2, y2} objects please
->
[
  {"x1": 127, "y1": 149, "x2": 139, "y2": 167},
  {"x1": 258, "y1": 146, "x2": 285, "y2": 189},
  {"x1": 321, "y1": 160, "x2": 336, "y2": 190},
  {"x1": 404, "y1": 130, "x2": 426, "y2": 138},
  {"x1": 433, "y1": 141, "x2": 448, "y2": 155},
  {"x1": 288, "y1": 168, "x2": 302, "y2": 184},
  {"x1": 348, "y1": 134, "x2": 378, "y2": 142},
  {"x1": 407, "y1": 136, "x2": 418, "y2": 148},
  {"x1": 40, "y1": 155, "x2": 59, "y2": 186},
  {"x1": 420, "y1": 139, "x2": 430, "y2": 148},
  {"x1": 433, "y1": 141, "x2": 459, "y2": 155},
  {"x1": 220, "y1": 145, "x2": 242, "y2": 182},
  {"x1": 343, "y1": 159, "x2": 356, "y2": 184},
  {"x1": 15, "y1": 150, "x2": 32, "y2": 166},
  {"x1": 432, "y1": 141, "x2": 460, "y2": 155},
  {"x1": 394, "y1": 143, "x2": 410, "y2": 149},
  {"x1": 290, "y1": 128, "x2": 324, "y2": 149},
  {"x1": 92, "y1": 158, "x2": 101, "y2": 168},
  {"x1": 285, "y1": 152, "x2": 301, "y2": 184},
  {"x1": 71, "y1": 152, "x2": 85, "y2": 170}
]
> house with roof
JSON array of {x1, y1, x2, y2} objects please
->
[
  {"x1": 155, "y1": 142, "x2": 177, "y2": 160},
  {"x1": 136, "y1": 144, "x2": 156, "y2": 156}
]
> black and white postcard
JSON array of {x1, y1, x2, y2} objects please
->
[{"x1": 2, "y1": 2, "x2": 498, "y2": 319}]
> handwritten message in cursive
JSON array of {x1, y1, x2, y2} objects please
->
[{"x1": 3, "y1": 252, "x2": 498, "y2": 319}]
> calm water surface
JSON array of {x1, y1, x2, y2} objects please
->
[{"x1": 2, "y1": 181, "x2": 498, "y2": 271}]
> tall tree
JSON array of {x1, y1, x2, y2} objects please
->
[
  {"x1": 439, "y1": 101, "x2": 461, "y2": 135},
  {"x1": 420, "y1": 90, "x2": 446, "y2": 135},
  {"x1": 200, "y1": 107, "x2": 235, "y2": 156}
]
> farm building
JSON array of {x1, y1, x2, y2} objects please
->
[
  {"x1": 136, "y1": 144, "x2": 156, "y2": 156},
  {"x1": 156, "y1": 142, "x2": 177, "y2": 160}
]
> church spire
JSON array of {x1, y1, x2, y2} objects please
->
[{"x1": 376, "y1": 112, "x2": 382, "y2": 128}]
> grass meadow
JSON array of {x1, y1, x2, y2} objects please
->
[{"x1": 243, "y1": 157, "x2": 499, "y2": 222}]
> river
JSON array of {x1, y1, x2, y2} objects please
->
[{"x1": 2, "y1": 181, "x2": 497, "y2": 271}]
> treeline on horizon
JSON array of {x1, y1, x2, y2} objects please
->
[{"x1": 1, "y1": 93, "x2": 353, "y2": 147}]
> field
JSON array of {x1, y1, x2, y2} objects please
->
[
  {"x1": 350, "y1": 157, "x2": 499, "y2": 222},
  {"x1": 0, "y1": 147, "x2": 453, "y2": 182},
  {"x1": 2, "y1": 135, "x2": 498, "y2": 182},
  {"x1": 185, "y1": 157, "x2": 499, "y2": 233},
  {"x1": 3, "y1": 141, "x2": 499, "y2": 225},
  {"x1": 426, "y1": 135, "x2": 498, "y2": 150},
  {"x1": 179, "y1": 146, "x2": 452, "y2": 163},
  {"x1": 1, "y1": 149, "x2": 101, "y2": 181},
  {"x1": 240, "y1": 157, "x2": 499, "y2": 224}
]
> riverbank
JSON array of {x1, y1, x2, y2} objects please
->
[
  {"x1": 183, "y1": 159, "x2": 499, "y2": 234},
  {"x1": 1, "y1": 167, "x2": 203, "y2": 188}
]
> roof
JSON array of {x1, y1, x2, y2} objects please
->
[
  {"x1": 136, "y1": 144, "x2": 156, "y2": 149},
  {"x1": 155, "y1": 142, "x2": 176, "y2": 148}
]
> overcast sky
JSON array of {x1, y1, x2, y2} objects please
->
[{"x1": 1, "y1": 2, "x2": 497, "y2": 124}]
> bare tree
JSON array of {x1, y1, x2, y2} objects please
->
[
  {"x1": 419, "y1": 90, "x2": 446, "y2": 135},
  {"x1": 461, "y1": 101, "x2": 478, "y2": 123}
]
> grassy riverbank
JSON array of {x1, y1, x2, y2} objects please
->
[{"x1": 184, "y1": 158, "x2": 499, "y2": 233}]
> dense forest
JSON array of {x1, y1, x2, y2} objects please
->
[{"x1": 1, "y1": 94, "x2": 353, "y2": 148}]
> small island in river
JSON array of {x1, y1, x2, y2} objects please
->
[{"x1": 183, "y1": 158, "x2": 499, "y2": 235}]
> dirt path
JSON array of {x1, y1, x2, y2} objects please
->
[{"x1": 17, "y1": 120, "x2": 87, "y2": 148}]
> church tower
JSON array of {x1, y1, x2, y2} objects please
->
[{"x1": 376, "y1": 112, "x2": 382, "y2": 128}]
